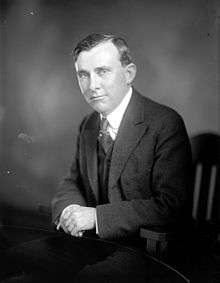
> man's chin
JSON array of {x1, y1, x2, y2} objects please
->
[{"x1": 89, "y1": 101, "x2": 107, "y2": 114}]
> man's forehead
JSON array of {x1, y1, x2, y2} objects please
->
[{"x1": 75, "y1": 41, "x2": 120, "y2": 69}]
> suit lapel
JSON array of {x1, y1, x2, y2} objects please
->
[
  {"x1": 108, "y1": 91, "x2": 148, "y2": 190},
  {"x1": 84, "y1": 113, "x2": 100, "y2": 202}
]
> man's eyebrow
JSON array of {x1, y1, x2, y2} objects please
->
[
  {"x1": 95, "y1": 66, "x2": 111, "y2": 71},
  {"x1": 77, "y1": 70, "x2": 89, "y2": 75}
]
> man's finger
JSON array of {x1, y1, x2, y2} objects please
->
[
  {"x1": 65, "y1": 214, "x2": 77, "y2": 227},
  {"x1": 66, "y1": 221, "x2": 77, "y2": 232},
  {"x1": 69, "y1": 223, "x2": 81, "y2": 236},
  {"x1": 61, "y1": 223, "x2": 69, "y2": 234},
  {"x1": 62, "y1": 209, "x2": 72, "y2": 220}
]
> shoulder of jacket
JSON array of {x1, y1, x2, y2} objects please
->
[
  {"x1": 79, "y1": 111, "x2": 98, "y2": 132},
  {"x1": 134, "y1": 89, "x2": 185, "y2": 129}
]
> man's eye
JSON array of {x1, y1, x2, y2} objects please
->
[
  {"x1": 78, "y1": 73, "x2": 88, "y2": 79},
  {"x1": 97, "y1": 69, "x2": 108, "y2": 76}
]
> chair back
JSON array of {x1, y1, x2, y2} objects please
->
[{"x1": 190, "y1": 133, "x2": 220, "y2": 224}]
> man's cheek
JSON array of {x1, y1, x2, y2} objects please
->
[
  {"x1": 82, "y1": 90, "x2": 90, "y2": 100},
  {"x1": 79, "y1": 80, "x2": 89, "y2": 93}
]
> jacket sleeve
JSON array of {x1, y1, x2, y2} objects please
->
[
  {"x1": 51, "y1": 120, "x2": 87, "y2": 225},
  {"x1": 96, "y1": 111, "x2": 192, "y2": 240}
]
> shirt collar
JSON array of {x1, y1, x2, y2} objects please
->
[{"x1": 100, "y1": 87, "x2": 132, "y2": 129}]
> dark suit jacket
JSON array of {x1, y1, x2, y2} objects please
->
[{"x1": 52, "y1": 90, "x2": 192, "y2": 241}]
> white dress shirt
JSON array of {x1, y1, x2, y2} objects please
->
[{"x1": 100, "y1": 87, "x2": 132, "y2": 140}]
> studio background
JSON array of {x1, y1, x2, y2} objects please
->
[{"x1": 0, "y1": 0, "x2": 219, "y2": 223}]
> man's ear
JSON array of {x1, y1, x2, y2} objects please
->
[{"x1": 125, "y1": 63, "x2": 137, "y2": 85}]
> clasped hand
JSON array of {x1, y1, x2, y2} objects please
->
[{"x1": 58, "y1": 204, "x2": 96, "y2": 237}]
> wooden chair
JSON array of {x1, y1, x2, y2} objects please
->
[{"x1": 140, "y1": 133, "x2": 220, "y2": 259}]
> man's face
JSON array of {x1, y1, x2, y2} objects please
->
[{"x1": 75, "y1": 41, "x2": 135, "y2": 116}]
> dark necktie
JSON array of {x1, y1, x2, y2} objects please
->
[{"x1": 98, "y1": 117, "x2": 113, "y2": 153}]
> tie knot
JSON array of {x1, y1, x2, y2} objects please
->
[
  {"x1": 100, "y1": 117, "x2": 109, "y2": 133},
  {"x1": 98, "y1": 117, "x2": 113, "y2": 153}
]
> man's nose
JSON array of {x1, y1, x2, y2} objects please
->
[{"x1": 89, "y1": 73, "x2": 100, "y2": 90}]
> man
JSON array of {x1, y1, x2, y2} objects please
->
[
  {"x1": 2, "y1": 33, "x2": 192, "y2": 283},
  {"x1": 52, "y1": 33, "x2": 192, "y2": 244}
]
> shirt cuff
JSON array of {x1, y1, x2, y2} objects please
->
[{"x1": 95, "y1": 209, "x2": 99, "y2": 234}]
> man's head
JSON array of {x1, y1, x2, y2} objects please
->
[{"x1": 74, "y1": 33, "x2": 137, "y2": 116}]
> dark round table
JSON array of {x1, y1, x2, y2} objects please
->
[{"x1": 0, "y1": 225, "x2": 189, "y2": 283}]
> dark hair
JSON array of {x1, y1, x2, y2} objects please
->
[{"x1": 73, "y1": 33, "x2": 133, "y2": 66}]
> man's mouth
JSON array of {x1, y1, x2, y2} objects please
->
[{"x1": 90, "y1": 95, "x2": 105, "y2": 101}]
